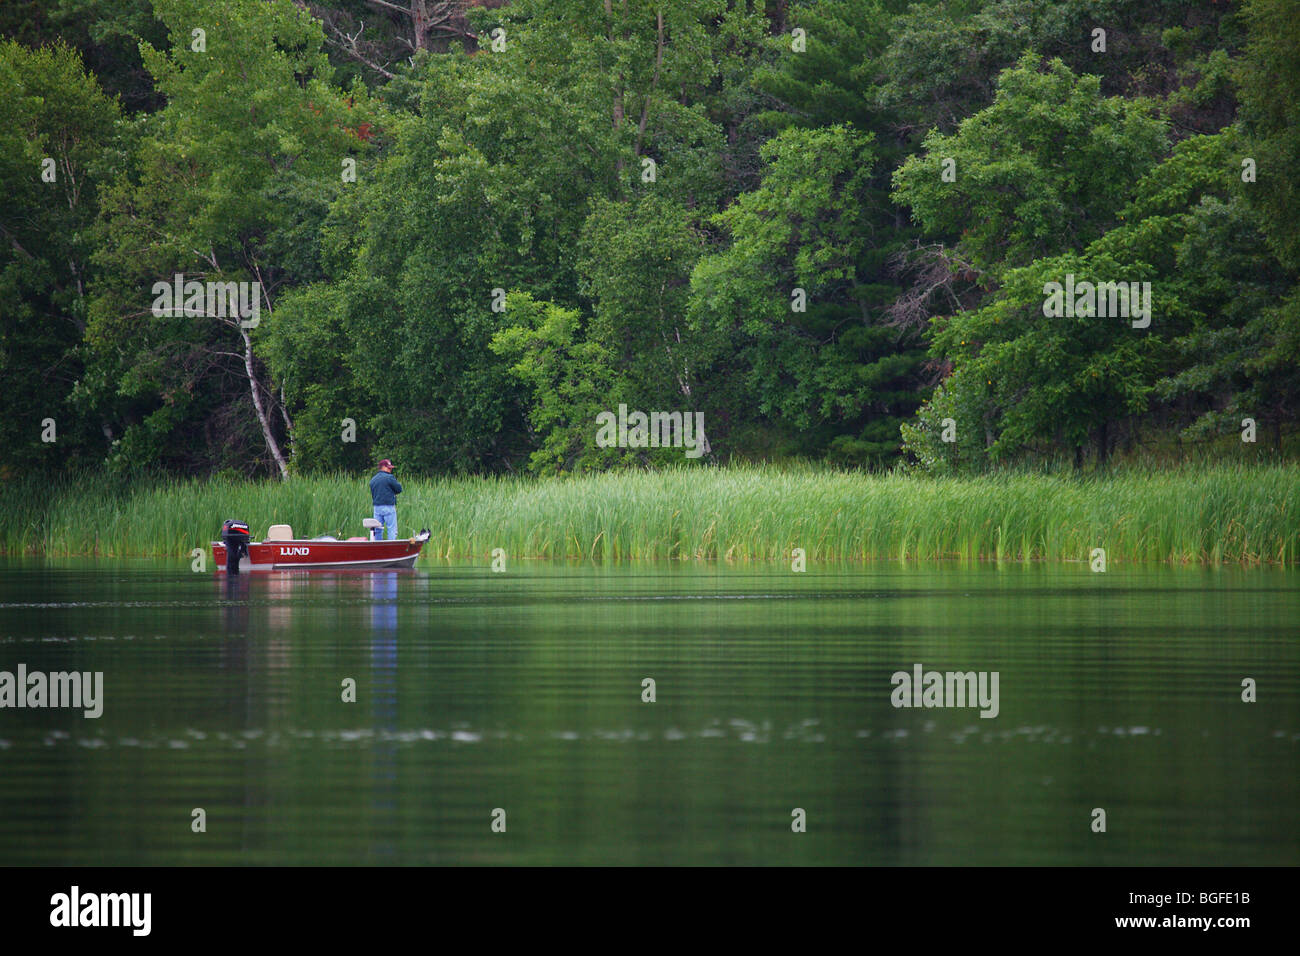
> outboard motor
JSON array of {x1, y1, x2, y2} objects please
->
[{"x1": 221, "y1": 519, "x2": 251, "y2": 574}]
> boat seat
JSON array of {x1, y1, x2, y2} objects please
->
[
  {"x1": 362, "y1": 518, "x2": 383, "y2": 529},
  {"x1": 266, "y1": 523, "x2": 294, "y2": 540}
]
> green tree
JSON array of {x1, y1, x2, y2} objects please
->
[
  {"x1": 908, "y1": 129, "x2": 1291, "y2": 469},
  {"x1": 1237, "y1": 0, "x2": 1300, "y2": 273},
  {"x1": 690, "y1": 124, "x2": 924, "y2": 464},
  {"x1": 892, "y1": 54, "x2": 1168, "y2": 278},
  {"x1": 88, "y1": 0, "x2": 368, "y2": 476},
  {"x1": 0, "y1": 40, "x2": 123, "y2": 474},
  {"x1": 273, "y1": 0, "x2": 769, "y2": 474},
  {"x1": 489, "y1": 293, "x2": 625, "y2": 474},
  {"x1": 578, "y1": 194, "x2": 711, "y2": 415}
]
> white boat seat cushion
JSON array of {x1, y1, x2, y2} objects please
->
[
  {"x1": 362, "y1": 518, "x2": 383, "y2": 529},
  {"x1": 266, "y1": 523, "x2": 294, "y2": 540}
]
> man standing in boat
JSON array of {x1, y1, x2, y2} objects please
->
[{"x1": 369, "y1": 458, "x2": 402, "y2": 540}]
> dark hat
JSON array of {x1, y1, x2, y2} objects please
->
[{"x1": 378, "y1": 459, "x2": 393, "y2": 468}]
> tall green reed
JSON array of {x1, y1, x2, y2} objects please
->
[{"x1": 1, "y1": 463, "x2": 1296, "y2": 564}]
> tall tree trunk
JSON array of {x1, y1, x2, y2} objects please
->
[
  {"x1": 607, "y1": 1, "x2": 625, "y2": 177},
  {"x1": 412, "y1": 0, "x2": 432, "y2": 50},
  {"x1": 773, "y1": 0, "x2": 789, "y2": 35},
  {"x1": 633, "y1": 11, "x2": 664, "y2": 157},
  {"x1": 279, "y1": 386, "x2": 296, "y2": 463},
  {"x1": 241, "y1": 326, "x2": 289, "y2": 479}
]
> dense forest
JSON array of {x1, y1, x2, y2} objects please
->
[{"x1": 2, "y1": 0, "x2": 1297, "y2": 480}]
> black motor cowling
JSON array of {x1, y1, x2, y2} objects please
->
[{"x1": 221, "y1": 519, "x2": 251, "y2": 574}]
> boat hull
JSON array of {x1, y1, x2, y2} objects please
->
[{"x1": 212, "y1": 537, "x2": 426, "y2": 571}]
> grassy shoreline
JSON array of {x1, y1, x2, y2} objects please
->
[{"x1": 1, "y1": 464, "x2": 1297, "y2": 564}]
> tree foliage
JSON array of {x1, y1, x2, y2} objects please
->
[{"x1": 1, "y1": 0, "x2": 1295, "y2": 478}]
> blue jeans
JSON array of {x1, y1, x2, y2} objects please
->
[{"x1": 372, "y1": 505, "x2": 398, "y2": 541}]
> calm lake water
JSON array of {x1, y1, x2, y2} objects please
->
[{"x1": 0, "y1": 559, "x2": 1296, "y2": 866}]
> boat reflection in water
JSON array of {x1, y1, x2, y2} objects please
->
[
  {"x1": 221, "y1": 571, "x2": 251, "y2": 633},
  {"x1": 369, "y1": 572, "x2": 399, "y2": 863},
  {"x1": 215, "y1": 568, "x2": 416, "y2": 633},
  {"x1": 370, "y1": 572, "x2": 399, "y2": 632},
  {"x1": 212, "y1": 568, "x2": 412, "y2": 860}
]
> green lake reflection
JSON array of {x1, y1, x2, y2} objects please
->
[{"x1": 0, "y1": 560, "x2": 1296, "y2": 865}]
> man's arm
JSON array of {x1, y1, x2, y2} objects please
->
[{"x1": 391, "y1": 475, "x2": 403, "y2": 495}]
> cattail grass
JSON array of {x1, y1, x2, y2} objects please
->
[{"x1": 1, "y1": 463, "x2": 1297, "y2": 564}]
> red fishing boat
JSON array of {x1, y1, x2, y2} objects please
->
[{"x1": 212, "y1": 519, "x2": 430, "y2": 572}]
